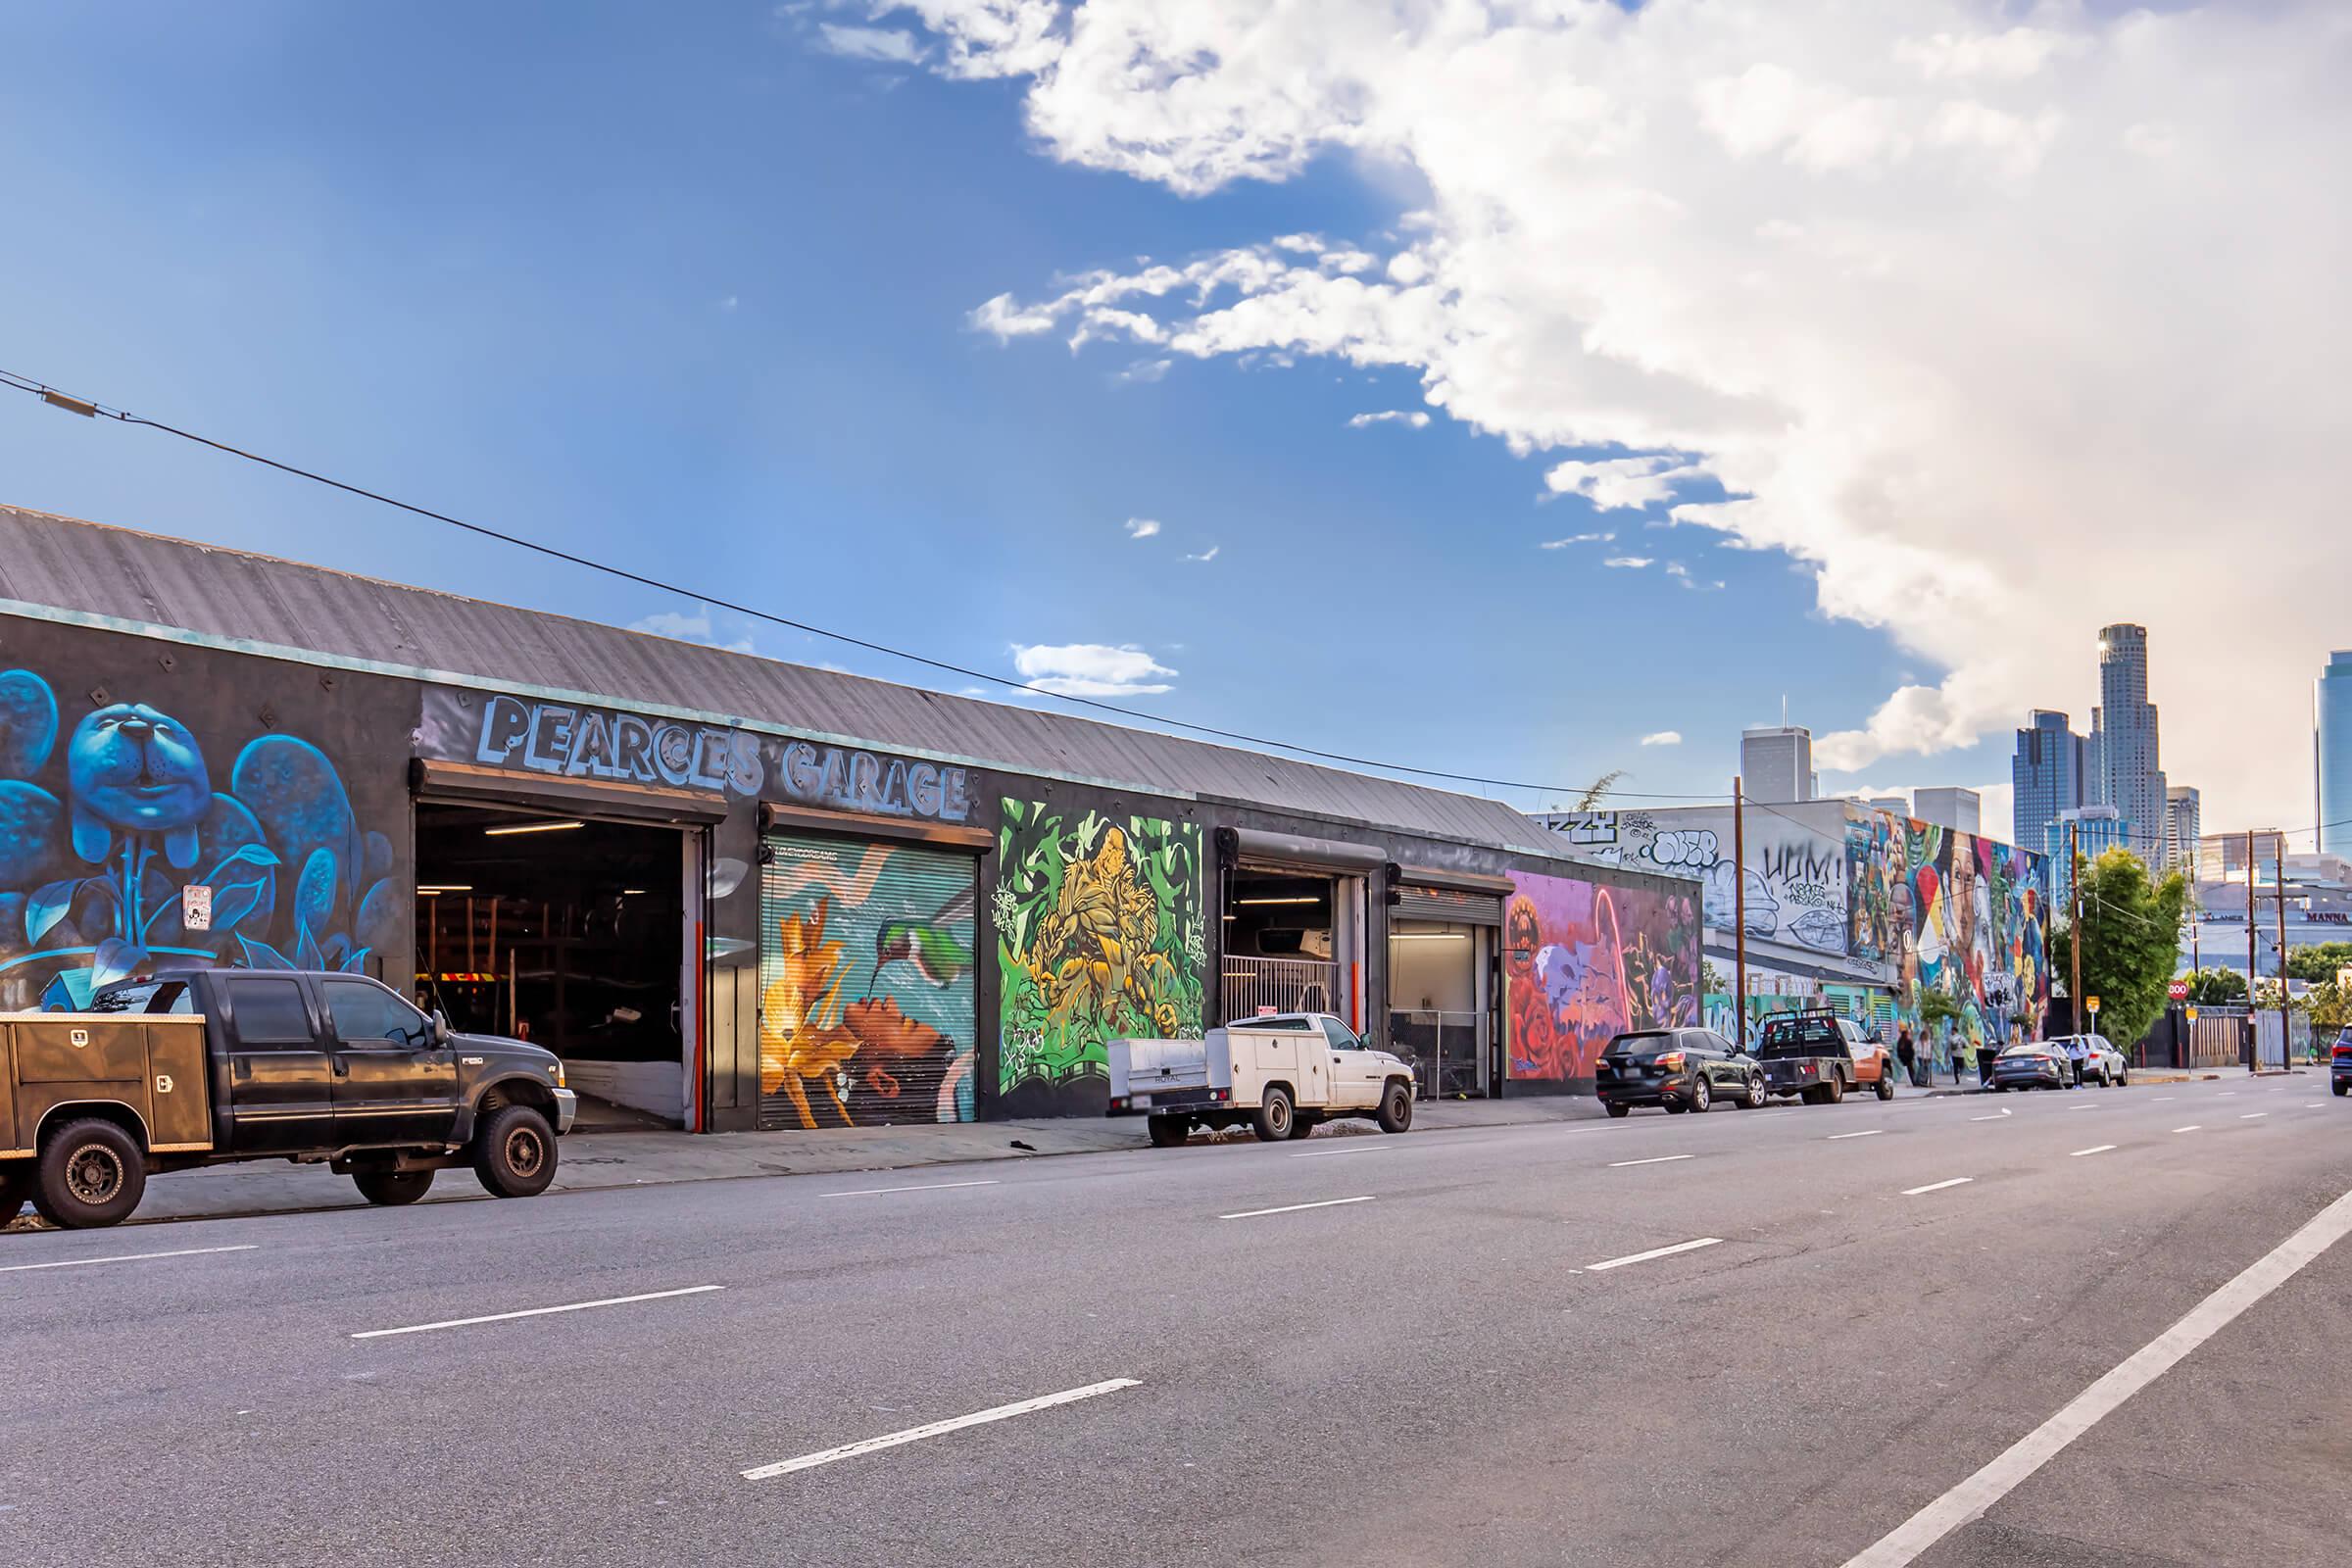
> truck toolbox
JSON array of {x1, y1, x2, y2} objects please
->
[
  {"x1": 143, "y1": 1018, "x2": 212, "y2": 1151},
  {"x1": 13, "y1": 1017, "x2": 147, "y2": 1085}
]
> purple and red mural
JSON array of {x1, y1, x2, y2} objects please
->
[{"x1": 1502, "y1": 870, "x2": 1701, "y2": 1083}]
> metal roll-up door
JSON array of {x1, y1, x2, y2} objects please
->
[
  {"x1": 1397, "y1": 885, "x2": 1503, "y2": 925},
  {"x1": 759, "y1": 834, "x2": 978, "y2": 1130}
]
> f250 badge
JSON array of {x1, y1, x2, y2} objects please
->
[{"x1": 462, "y1": 1055, "x2": 484, "y2": 1066}]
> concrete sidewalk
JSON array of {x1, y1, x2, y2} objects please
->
[{"x1": 4, "y1": 1094, "x2": 1609, "y2": 1233}]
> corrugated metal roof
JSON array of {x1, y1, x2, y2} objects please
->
[{"x1": 0, "y1": 504, "x2": 1553, "y2": 851}]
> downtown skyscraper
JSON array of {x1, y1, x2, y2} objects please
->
[
  {"x1": 2088, "y1": 623, "x2": 2168, "y2": 867},
  {"x1": 2320, "y1": 651, "x2": 2352, "y2": 859}
]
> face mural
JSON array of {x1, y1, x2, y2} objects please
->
[
  {"x1": 0, "y1": 668, "x2": 401, "y2": 1008},
  {"x1": 757, "y1": 839, "x2": 978, "y2": 1130},
  {"x1": 1503, "y1": 870, "x2": 1701, "y2": 1081},
  {"x1": 994, "y1": 800, "x2": 1205, "y2": 1104},
  {"x1": 1871, "y1": 819, "x2": 2048, "y2": 1057}
]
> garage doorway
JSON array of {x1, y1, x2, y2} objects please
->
[{"x1": 414, "y1": 802, "x2": 694, "y2": 1130}]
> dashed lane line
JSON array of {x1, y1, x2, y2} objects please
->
[
  {"x1": 1584, "y1": 1237, "x2": 1722, "y2": 1272},
  {"x1": 2070, "y1": 1145, "x2": 2117, "y2": 1157},
  {"x1": 2173, "y1": 1126, "x2": 2202, "y2": 1134},
  {"x1": 352, "y1": 1285, "x2": 725, "y2": 1340},
  {"x1": 1607, "y1": 1154, "x2": 1694, "y2": 1168},
  {"x1": 1219, "y1": 1197, "x2": 1376, "y2": 1220},
  {"x1": 0, "y1": 1244, "x2": 258, "y2": 1276},
  {"x1": 1829, "y1": 1129, "x2": 1884, "y2": 1141},
  {"x1": 742, "y1": 1379, "x2": 1143, "y2": 1481},
  {"x1": 1903, "y1": 1177, "x2": 1974, "y2": 1196},
  {"x1": 820, "y1": 1180, "x2": 1001, "y2": 1199}
]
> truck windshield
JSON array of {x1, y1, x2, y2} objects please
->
[{"x1": 1756, "y1": 1017, "x2": 1845, "y2": 1058}]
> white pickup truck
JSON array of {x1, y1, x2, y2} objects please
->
[{"x1": 1108, "y1": 1012, "x2": 1417, "y2": 1146}]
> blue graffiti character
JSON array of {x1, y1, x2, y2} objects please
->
[{"x1": 68, "y1": 704, "x2": 212, "y2": 870}]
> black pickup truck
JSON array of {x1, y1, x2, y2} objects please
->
[
  {"x1": 1754, "y1": 1008, "x2": 1897, "y2": 1104},
  {"x1": 2, "y1": 968, "x2": 575, "y2": 1230}
]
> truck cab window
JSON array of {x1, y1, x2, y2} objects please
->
[
  {"x1": 1320, "y1": 1018, "x2": 1362, "y2": 1052},
  {"x1": 323, "y1": 979, "x2": 431, "y2": 1049},
  {"x1": 227, "y1": 978, "x2": 318, "y2": 1045},
  {"x1": 89, "y1": 980, "x2": 188, "y2": 1014}
]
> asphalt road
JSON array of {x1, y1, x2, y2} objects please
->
[{"x1": 4, "y1": 1073, "x2": 2348, "y2": 1567}]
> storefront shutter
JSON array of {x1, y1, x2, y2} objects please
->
[
  {"x1": 1396, "y1": 884, "x2": 1503, "y2": 925},
  {"x1": 758, "y1": 834, "x2": 979, "y2": 1131}
]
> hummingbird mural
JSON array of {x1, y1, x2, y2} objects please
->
[{"x1": 874, "y1": 883, "x2": 976, "y2": 989}]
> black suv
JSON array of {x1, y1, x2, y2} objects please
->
[{"x1": 1596, "y1": 1027, "x2": 1766, "y2": 1117}]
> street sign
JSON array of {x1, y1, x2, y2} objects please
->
[
  {"x1": 2168, "y1": 981, "x2": 2188, "y2": 1001},
  {"x1": 2186, "y1": 1005, "x2": 2200, "y2": 1023},
  {"x1": 2086, "y1": 996, "x2": 2101, "y2": 1013}
]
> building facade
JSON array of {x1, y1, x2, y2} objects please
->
[
  {"x1": 1913, "y1": 787, "x2": 1982, "y2": 835},
  {"x1": 0, "y1": 505, "x2": 1701, "y2": 1130},
  {"x1": 2011, "y1": 710, "x2": 2084, "y2": 854},
  {"x1": 2046, "y1": 805, "x2": 2131, "y2": 911},
  {"x1": 1740, "y1": 725, "x2": 1814, "y2": 805},
  {"x1": 2089, "y1": 624, "x2": 2168, "y2": 867},
  {"x1": 2164, "y1": 786, "x2": 2202, "y2": 881},
  {"x1": 2320, "y1": 651, "x2": 2352, "y2": 859}
]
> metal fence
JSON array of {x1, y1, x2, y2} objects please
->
[
  {"x1": 1389, "y1": 1009, "x2": 1483, "y2": 1100},
  {"x1": 1221, "y1": 955, "x2": 1344, "y2": 1022}
]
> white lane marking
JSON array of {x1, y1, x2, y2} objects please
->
[
  {"x1": 2151, "y1": 1097, "x2": 2175, "y2": 1102},
  {"x1": 351, "y1": 1285, "x2": 724, "y2": 1339},
  {"x1": 2068, "y1": 1103, "x2": 2100, "y2": 1111},
  {"x1": 2173, "y1": 1126, "x2": 2202, "y2": 1134},
  {"x1": 2240, "y1": 1112, "x2": 2269, "y2": 1120},
  {"x1": 1970, "y1": 1109, "x2": 2014, "y2": 1122},
  {"x1": 2309, "y1": 1103, "x2": 2327, "y2": 1109},
  {"x1": 1607, "y1": 1154, "x2": 1695, "y2": 1167},
  {"x1": 742, "y1": 1378, "x2": 1142, "y2": 1482},
  {"x1": 1903, "y1": 1177, "x2": 1974, "y2": 1196},
  {"x1": 0, "y1": 1244, "x2": 258, "y2": 1275},
  {"x1": 819, "y1": 1180, "x2": 999, "y2": 1199},
  {"x1": 1843, "y1": 1183, "x2": 2352, "y2": 1568},
  {"x1": 2070, "y1": 1145, "x2": 2117, "y2": 1157},
  {"x1": 1584, "y1": 1237, "x2": 1722, "y2": 1272},
  {"x1": 1289, "y1": 1146, "x2": 1388, "y2": 1158},
  {"x1": 1829, "y1": 1129, "x2": 1884, "y2": 1141},
  {"x1": 1218, "y1": 1196, "x2": 1375, "y2": 1220},
  {"x1": 2219, "y1": 1092, "x2": 2237, "y2": 1098}
]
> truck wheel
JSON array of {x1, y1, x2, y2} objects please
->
[
  {"x1": 1377, "y1": 1082, "x2": 1413, "y2": 1134},
  {"x1": 1874, "y1": 1067, "x2": 1895, "y2": 1101},
  {"x1": 1604, "y1": 1102, "x2": 1631, "y2": 1118},
  {"x1": 1825, "y1": 1075, "x2": 1845, "y2": 1104},
  {"x1": 353, "y1": 1169, "x2": 435, "y2": 1206},
  {"x1": 1288, "y1": 1111, "x2": 1321, "y2": 1141},
  {"x1": 1146, "y1": 1114, "x2": 1190, "y2": 1148},
  {"x1": 471, "y1": 1104, "x2": 558, "y2": 1198},
  {"x1": 1252, "y1": 1086, "x2": 1295, "y2": 1142},
  {"x1": 33, "y1": 1118, "x2": 146, "y2": 1230}
]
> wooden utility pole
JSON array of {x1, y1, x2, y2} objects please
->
[
  {"x1": 2277, "y1": 831, "x2": 2292, "y2": 1067},
  {"x1": 1733, "y1": 776, "x2": 1748, "y2": 1051},
  {"x1": 2069, "y1": 820, "x2": 2082, "y2": 1038},
  {"x1": 2247, "y1": 829, "x2": 2260, "y2": 1071}
]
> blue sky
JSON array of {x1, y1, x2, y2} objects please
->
[{"x1": 0, "y1": 1, "x2": 2156, "y2": 829}]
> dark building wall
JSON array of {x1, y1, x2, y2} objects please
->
[{"x1": 0, "y1": 617, "x2": 417, "y2": 1011}]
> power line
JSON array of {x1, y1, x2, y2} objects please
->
[{"x1": 0, "y1": 367, "x2": 1727, "y2": 806}]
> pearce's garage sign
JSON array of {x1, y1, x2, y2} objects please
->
[{"x1": 419, "y1": 688, "x2": 970, "y2": 822}]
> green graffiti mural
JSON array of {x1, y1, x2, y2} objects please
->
[{"x1": 994, "y1": 799, "x2": 1205, "y2": 1104}]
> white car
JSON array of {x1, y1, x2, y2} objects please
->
[
  {"x1": 1109, "y1": 1013, "x2": 1417, "y2": 1145},
  {"x1": 2056, "y1": 1032, "x2": 2130, "y2": 1087}
]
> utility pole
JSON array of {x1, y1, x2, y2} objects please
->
[
  {"x1": 2247, "y1": 829, "x2": 2259, "y2": 1072},
  {"x1": 2277, "y1": 830, "x2": 2292, "y2": 1068},
  {"x1": 1733, "y1": 775, "x2": 1748, "y2": 1051},
  {"x1": 2068, "y1": 820, "x2": 2084, "y2": 1041}
]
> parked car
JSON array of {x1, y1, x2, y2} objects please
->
[
  {"x1": 1754, "y1": 1010, "x2": 1896, "y2": 1104},
  {"x1": 1989, "y1": 1039, "x2": 2072, "y2": 1091},
  {"x1": 1109, "y1": 1013, "x2": 1415, "y2": 1144},
  {"x1": 1, "y1": 969, "x2": 573, "y2": 1229},
  {"x1": 1595, "y1": 1027, "x2": 1766, "y2": 1117},
  {"x1": 2075, "y1": 1034, "x2": 2129, "y2": 1086},
  {"x1": 2330, "y1": 1029, "x2": 2352, "y2": 1097}
]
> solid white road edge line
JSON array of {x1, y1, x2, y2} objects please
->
[
  {"x1": 2069, "y1": 1146, "x2": 2117, "y2": 1157},
  {"x1": 1219, "y1": 1196, "x2": 1376, "y2": 1220},
  {"x1": 351, "y1": 1285, "x2": 725, "y2": 1339},
  {"x1": 1843, "y1": 1183, "x2": 2352, "y2": 1568},
  {"x1": 1607, "y1": 1154, "x2": 1695, "y2": 1167},
  {"x1": 1584, "y1": 1237, "x2": 1721, "y2": 1272},
  {"x1": 742, "y1": 1378, "x2": 1142, "y2": 1481},
  {"x1": 1903, "y1": 1177, "x2": 1973, "y2": 1196},
  {"x1": 1828, "y1": 1129, "x2": 1884, "y2": 1141},
  {"x1": 0, "y1": 1244, "x2": 258, "y2": 1275},
  {"x1": 819, "y1": 1180, "x2": 1001, "y2": 1198}
]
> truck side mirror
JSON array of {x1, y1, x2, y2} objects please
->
[{"x1": 432, "y1": 1009, "x2": 452, "y2": 1047}]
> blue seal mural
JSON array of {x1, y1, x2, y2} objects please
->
[{"x1": 0, "y1": 668, "x2": 398, "y2": 1008}]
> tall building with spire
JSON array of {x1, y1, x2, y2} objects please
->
[
  {"x1": 2320, "y1": 651, "x2": 2352, "y2": 859},
  {"x1": 2088, "y1": 624, "x2": 2168, "y2": 867}
]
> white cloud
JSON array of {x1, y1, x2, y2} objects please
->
[
  {"x1": 1348, "y1": 410, "x2": 1431, "y2": 428},
  {"x1": 906, "y1": 0, "x2": 2352, "y2": 834},
  {"x1": 1641, "y1": 731, "x2": 1683, "y2": 748},
  {"x1": 629, "y1": 607, "x2": 756, "y2": 656},
  {"x1": 1540, "y1": 531, "x2": 1614, "y2": 549},
  {"x1": 1010, "y1": 642, "x2": 1177, "y2": 697},
  {"x1": 1122, "y1": 516, "x2": 1161, "y2": 539},
  {"x1": 1184, "y1": 544, "x2": 1219, "y2": 563},
  {"x1": 815, "y1": 23, "x2": 924, "y2": 64},
  {"x1": 1603, "y1": 557, "x2": 1654, "y2": 570},
  {"x1": 1112, "y1": 358, "x2": 1170, "y2": 383}
]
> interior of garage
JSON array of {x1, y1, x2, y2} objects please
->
[
  {"x1": 413, "y1": 802, "x2": 688, "y2": 1129},
  {"x1": 1221, "y1": 868, "x2": 1346, "y2": 1020}
]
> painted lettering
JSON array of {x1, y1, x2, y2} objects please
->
[
  {"x1": 476, "y1": 694, "x2": 531, "y2": 764},
  {"x1": 907, "y1": 761, "x2": 941, "y2": 817},
  {"x1": 526, "y1": 705, "x2": 575, "y2": 772}
]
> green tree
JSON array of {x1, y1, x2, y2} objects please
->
[
  {"x1": 2047, "y1": 848, "x2": 2187, "y2": 1049},
  {"x1": 2308, "y1": 979, "x2": 2352, "y2": 1032},
  {"x1": 2282, "y1": 941, "x2": 2352, "y2": 984},
  {"x1": 2183, "y1": 967, "x2": 2248, "y2": 1006}
]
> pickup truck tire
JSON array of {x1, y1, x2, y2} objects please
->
[
  {"x1": 472, "y1": 1104, "x2": 559, "y2": 1198},
  {"x1": 33, "y1": 1118, "x2": 146, "y2": 1230},
  {"x1": 1377, "y1": 1082, "x2": 1413, "y2": 1134},
  {"x1": 353, "y1": 1169, "x2": 435, "y2": 1205},
  {"x1": 1605, "y1": 1102, "x2": 1631, "y2": 1118},
  {"x1": 1874, "y1": 1067, "x2": 1895, "y2": 1101},
  {"x1": 1252, "y1": 1086, "x2": 1296, "y2": 1142},
  {"x1": 1824, "y1": 1075, "x2": 1845, "y2": 1104},
  {"x1": 1147, "y1": 1114, "x2": 1191, "y2": 1148}
]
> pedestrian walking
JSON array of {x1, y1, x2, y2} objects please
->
[{"x1": 1895, "y1": 1028, "x2": 1919, "y2": 1088}]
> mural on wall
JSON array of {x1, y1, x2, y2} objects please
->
[
  {"x1": 994, "y1": 799, "x2": 1205, "y2": 1105},
  {"x1": 1502, "y1": 870, "x2": 1700, "y2": 1081},
  {"x1": 1610, "y1": 809, "x2": 1851, "y2": 956},
  {"x1": 757, "y1": 838, "x2": 977, "y2": 1129},
  {"x1": 1856, "y1": 817, "x2": 2048, "y2": 1067},
  {"x1": 0, "y1": 667, "x2": 400, "y2": 1009}
]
